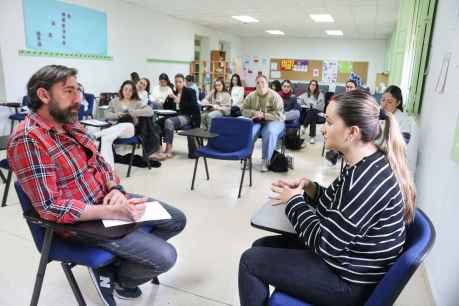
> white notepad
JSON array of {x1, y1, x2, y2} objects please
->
[
  {"x1": 102, "y1": 201, "x2": 172, "y2": 227},
  {"x1": 80, "y1": 119, "x2": 109, "y2": 126}
]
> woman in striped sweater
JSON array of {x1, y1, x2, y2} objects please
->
[{"x1": 238, "y1": 90, "x2": 416, "y2": 306}]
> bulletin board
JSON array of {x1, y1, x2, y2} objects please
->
[{"x1": 270, "y1": 58, "x2": 368, "y2": 83}]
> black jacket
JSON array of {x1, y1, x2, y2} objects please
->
[{"x1": 164, "y1": 87, "x2": 201, "y2": 127}]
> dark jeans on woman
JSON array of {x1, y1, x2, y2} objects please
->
[
  {"x1": 301, "y1": 108, "x2": 320, "y2": 137},
  {"x1": 239, "y1": 235, "x2": 375, "y2": 306},
  {"x1": 69, "y1": 195, "x2": 186, "y2": 288}
]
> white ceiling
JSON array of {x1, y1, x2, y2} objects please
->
[{"x1": 122, "y1": 0, "x2": 400, "y2": 40}]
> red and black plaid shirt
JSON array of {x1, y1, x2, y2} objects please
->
[{"x1": 7, "y1": 113, "x2": 119, "y2": 223}]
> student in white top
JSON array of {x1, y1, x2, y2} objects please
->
[
  {"x1": 381, "y1": 85, "x2": 417, "y2": 174},
  {"x1": 230, "y1": 73, "x2": 244, "y2": 106},
  {"x1": 151, "y1": 73, "x2": 173, "y2": 109},
  {"x1": 298, "y1": 80, "x2": 325, "y2": 144},
  {"x1": 136, "y1": 77, "x2": 151, "y2": 106}
]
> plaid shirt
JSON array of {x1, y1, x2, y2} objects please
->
[{"x1": 7, "y1": 113, "x2": 119, "y2": 224}]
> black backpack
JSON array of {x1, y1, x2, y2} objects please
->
[
  {"x1": 268, "y1": 150, "x2": 289, "y2": 172},
  {"x1": 285, "y1": 128, "x2": 304, "y2": 150}
]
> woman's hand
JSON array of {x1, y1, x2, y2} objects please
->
[
  {"x1": 270, "y1": 181, "x2": 306, "y2": 205},
  {"x1": 272, "y1": 177, "x2": 310, "y2": 189}
]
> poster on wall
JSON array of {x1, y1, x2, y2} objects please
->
[
  {"x1": 23, "y1": 0, "x2": 108, "y2": 55},
  {"x1": 322, "y1": 60, "x2": 338, "y2": 83},
  {"x1": 242, "y1": 56, "x2": 269, "y2": 87},
  {"x1": 293, "y1": 60, "x2": 308, "y2": 72},
  {"x1": 338, "y1": 61, "x2": 353, "y2": 74},
  {"x1": 280, "y1": 59, "x2": 294, "y2": 71}
]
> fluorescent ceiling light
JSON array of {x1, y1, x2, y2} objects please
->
[
  {"x1": 266, "y1": 30, "x2": 285, "y2": 35},
  {"x1": 232, "y1": 16, "x2": 259, "y2": 23},
  {"x1": 326, "y1": 30, "x2": 343, "y2": 36},
  {"x1": 310, "y1": 14, "x2": 334, "y2": 23}
]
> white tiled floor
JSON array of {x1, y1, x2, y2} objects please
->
[{"x1": 0, "y1": 136, "x2": 436, "y2": 306}]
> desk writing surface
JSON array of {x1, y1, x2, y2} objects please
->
[{"x1": 250, "y1": 200, "x2": 296, "y2": 235}]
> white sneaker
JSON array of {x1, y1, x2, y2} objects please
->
[
  {"x1": 260, "y1": 159, "x2": 269, "y2": 172},
  {"x1": 309, "y1": 137, "x2": 315, "y2": 144}
]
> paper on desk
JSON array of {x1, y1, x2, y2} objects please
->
[
  {"x1": 102, "y1": 201, "x2": 171, "y2": 227},
  {"x1": 80, "y1": 119, "x2": 109, "y2": 126}
]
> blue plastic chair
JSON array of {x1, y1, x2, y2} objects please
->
[
  {"x1": 268, "y1": 208, "x2": 436, "y2": 306},
  {"x1": 78, "y1": 93, "x2": 95, "y2": 120},
  {"x1": 113, "y1": 135, "x2": 151, "y2": 178},
  {"x1": 8, "y1": 96, "x2": 29, "y2": 133},
  {"x1": 15, "y1": 182, "x2": 116, "y2": 306},
  {"x1": 0, "y1": 159, "x2": 12, "y2": 207},
  {"x1": 190, "y1": 117, "x2": 254, "y2": 198}
]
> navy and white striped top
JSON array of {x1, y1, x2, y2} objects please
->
[{"x1": 286, "y1": 151, "x2": 406, "y2": 285}]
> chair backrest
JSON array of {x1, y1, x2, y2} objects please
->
[
  {"x1": 83, "y1": 93, "x2": 95, "y2": 115},
  {"x1": 208, "y1": 117, "x2": 254, "y2": 153},
  {"x1": 334, "y1": 85, "x2": 346, "y2": 94},
  {"x1": 294, "y1": 83, "x2": 308, "y2": 96},
  {"x1": 22, "y1": 95, "x2": 30, "y2": 107},
  {"x1": 364, "y1": 208, "x2": 436, "y2": 306},
  {"x1": 15, "y1": 182, "x2": 46, "y2": 253}
]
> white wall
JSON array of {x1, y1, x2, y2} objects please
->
[
  {"x1": 241, "y1": 37, "x2": 387, "y2": 88},
  {"x1": 414, "y1": 0, "x2": 459, "y2": 305},
  {"x1": 0, "y1": 0, "x2": 241, "y2": 134}
]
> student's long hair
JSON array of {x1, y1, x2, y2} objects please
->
[
  {"x1": 384, "y1": 85, "x2": 404, "y2": 112},
  {"x1": 213, "y1": 78, "x2": 227, "y2": 100},
  {"x1": 118, "y1": 80, "x2": 140, "y2": 101},
  {"x1": 307, "y1": 80, "x2": 320, "y2": 99},
  {"x1": 334, "y1": 90, "x2": 416, "y2": 223},
  {"x1": 229, "y1": 73, "x2": 242, "y2": 93}
]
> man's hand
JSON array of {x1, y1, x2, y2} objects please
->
[
  {"x1": 109, "y1": 197, "x2": 148, "y2": 221},
  {"x1": 103, "y1": 189, "x2": 127, "y2": 206}
]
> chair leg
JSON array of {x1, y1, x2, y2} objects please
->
[
  {"x1": 30, "y1": 228, "x2": 54, "y2": 306},
  {"x1": 203, "y1": 157, "x2": 210, "y2": 180},
  {"x1": 0, "y1": 169, "x2": 6, "y2": 184},
  {"x1": 9, "y1": 120, "x2": 15, "y2": 134},
  {"x1": 249, "y1": 156, "x2": 253, "y2": 187},
  {"x1": 191, "y1": 157, "x2": 199, "y2": 190},
  {"x1": 321, "y1": 144, "x2": 325, "y2": 157},
  {"x1": 126, "y1": 144, "x2": 136, "y2": 178},
  {"x1": 61, "y1": 262, "x2": 86, "y2": 306},
  {"x1": 2, "y1": 170, "x2": 12, "y2": 207},
  {"x1": 238, "y1": 159, "x2": 247, "y2": 198}
]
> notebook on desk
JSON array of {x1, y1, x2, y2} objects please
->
[{"x1": 102, "y1": 201, "x2": 171, "y2": 228}]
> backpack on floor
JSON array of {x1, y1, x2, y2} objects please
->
[
  {"x1": 268, "y1": 150, "x2": 289, "y2": 172},
  {"x1": 285, "y1": 128, "x2": 304, "y2": 150}
]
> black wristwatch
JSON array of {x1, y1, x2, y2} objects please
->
[{"x1": 108, "y1": 184, "x2": 126, "y2": 195}]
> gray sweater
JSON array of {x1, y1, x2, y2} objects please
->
[
  {"x1": 298, "y1": 92, "x2": 325, "y2": 112},
  {"x1": 106, "y1": 98, "x2": 154, "y2": 125}
]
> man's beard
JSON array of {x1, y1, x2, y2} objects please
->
[{"x1": 49, "y1": 99, "x2": 80, "y2": 124}]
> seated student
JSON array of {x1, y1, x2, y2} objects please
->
[
  {"x1": 136, "y1": 77, "x2": 151, "y2": 106},
  {"x1": 238, "y1": 90, "x2": 416, "y2": 306},
  {"x1": 151, "y1": 73, "x2": 173, "y2": 109},
  {"x1": 230, "y1": 73, "x2": 245, "y2": 106},
  {"x1": 161, "y1": 74, "x2": 201, "y2": 159},
  {"x1": 185, "y1": 75, "x2": 200, "y2": 102},
  {"x1": 7, "y1": 65, "x2": 186, "y2": 306},
  {"x1": 92, "y1": 80, "x2": 161, "y2": 167},
  {"x1": 381, "y1": 85, "x2": 417, "y2": 174},
  {"x1": 241, "y1": 75, "x2": 285, "y2": 172},
  {"x1": 279, "y1": 80, "x2": 300, "y2": 122},
  {"x1": 325, "y1": 79, "x2": 360, "y2": 166},
  {"x1": 270, "y1": 80, "x2": 282, "y2": 93},
  {"x1": 298, "y1": 80, "x2": 325, "y2": 144},
  {"x1": 201, "y1": 78, "x2": 232, "y2": 130}
]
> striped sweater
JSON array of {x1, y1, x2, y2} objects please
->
[{"x1": 285, "y1": 151, "x2": 406, "y2": 285}]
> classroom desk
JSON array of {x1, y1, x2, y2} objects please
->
[
  {"x1": 177, "y1": 128, "x2": 218, "y2": 146},
  {"x1": 250, "y1": 200, "x2": 296, "y2": 236}
]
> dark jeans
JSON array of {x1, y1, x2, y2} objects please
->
[
  {"x1": 301, "y1": 108, "x2": 320, "y2": 137},
  {"x1": 70, "y1": 196, "x2": 186, "y2": 288},
  {"x1": 239, "y1": 235, "x2": 374, "y2": 306}
]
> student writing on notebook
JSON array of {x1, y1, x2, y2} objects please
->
[
  {"x1": 7, "y1": 65, "x2": 186, "y2": 306},
  {"x1": 238, "y1": 90, "x2": 415, "y2": 306}
]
